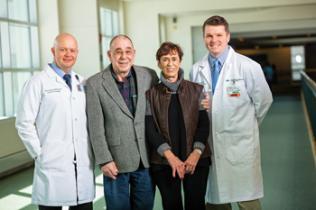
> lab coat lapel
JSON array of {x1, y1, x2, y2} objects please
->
[
  {"x1": 44, "y1": 65, "x2": 69, "y2": 89},
  {"x1": 198, "y1": 54, "x2": 212, "y2": 91}
]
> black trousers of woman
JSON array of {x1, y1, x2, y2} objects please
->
[
  {"x1": 38, "y1": 202, "x2": 92, "y2": 210},
  {"x1": 151, "y1": 164, "x2": 209, "y2": 210}
]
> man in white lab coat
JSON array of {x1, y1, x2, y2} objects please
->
[
  {"x1": 190, "y1": 15, "x2": 273, "y2": 210},
  {"x1": 15, "y1": 33, "x2": 95, "y2": 210}
]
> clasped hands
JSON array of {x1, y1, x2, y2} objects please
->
[
  {"x1": 164, "y1": 149, "x2": 201, "y2": 179},
  {"x1": 101, "y1": 149, "x2": 202, "y2": 180}
]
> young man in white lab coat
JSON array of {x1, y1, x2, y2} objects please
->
[
  {"x1": 15, "y1": 33, "x2": 95, "y2": 210},
  {"x1": 190, "y1": 15, "x2": 273, "y2": 210}
]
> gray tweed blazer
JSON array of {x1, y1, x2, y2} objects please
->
[{"x1": 86, "y1": 65, "x2": 158, "y2": 173}]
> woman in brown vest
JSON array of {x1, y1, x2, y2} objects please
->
[{"x1": 145, "y1": 42, "x2": 211, "y2": 210}]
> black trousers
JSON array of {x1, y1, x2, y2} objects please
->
[
  {"x1": 151, "y1": 165, "x2": 209, "y2": 210},
  {"x1": 38, "y1": 202, "x2": 93, "y2": 210}
]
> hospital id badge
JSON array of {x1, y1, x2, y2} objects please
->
[{"x1": 226, "y1": 86, "x2": 240, "y2": 97}]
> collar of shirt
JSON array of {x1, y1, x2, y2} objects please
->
[
  {"x1": 208, "y1": 45, "x2": 230, "y2": 70},
  {"x1": 110, "y1": 65, "x2": 133, "y2": 83},
  {"x1": 49, "y1": 62, "x2": 73, "y2": 79}
]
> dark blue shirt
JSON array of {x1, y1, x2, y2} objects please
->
[{"x1": 111, "y1": 66, "x2": 137, "y2": 115}]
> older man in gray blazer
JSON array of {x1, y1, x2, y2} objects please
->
[{"x1": 86, "y1": 35, "x2": 158, "y2": 210}]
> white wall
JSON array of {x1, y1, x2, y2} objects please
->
[
  {"x1": 0, "y1": 118, "x2": 32, "y2": 177},
  {"x1": 39, "y1": 0, "x2": 102, "y2": 78},
  {"x1": 58, "y1": 0, "x2": 101, "y2": 78},
  {"x1": 124, "y1": 1, "x2": 161, "y2": 70}
]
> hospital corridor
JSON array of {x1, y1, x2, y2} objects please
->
[{"x1": 1, "y1": 0, "x2": 316, "y2": 210}]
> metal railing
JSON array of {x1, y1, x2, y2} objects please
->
[{"x1": 301, "y1": 71, "x2": 316, "y2": 140}]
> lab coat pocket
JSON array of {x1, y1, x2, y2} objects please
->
[
  {"x1": 224, "y1": 134, "x2": 255, "y2": 165},
  {"x1": 37, "y1": 140, "x2": 67, "y2": 169}
]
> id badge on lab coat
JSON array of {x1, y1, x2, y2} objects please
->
[
  {"x1": 226, "y1": 78, "x2": 243, "y2": 97},
  {"x1": 77, "y1": 83, "x2": 85, "y2": 92},
  {"x1": 75, "y1": 75, "x2": 85, "y2": 92},
  {"x1": 226, "y1": 85, "x2": 241, "y2": 97}
]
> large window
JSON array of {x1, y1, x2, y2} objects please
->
[
  {"x1": 99, "y1": 7, "x2": 119, "y2": 69},
  {"x1": 0, "y1": 0, "x2": 39, "y2": 118}
]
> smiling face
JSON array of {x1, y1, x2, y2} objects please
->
[
  {"x1": 203, "y1": 24, "x2": 230, "y2": 57},
  {"x1": 51, "y1": 34, "x2": 78, "y2": 73},
  {"x1": 108, "y1": 36, "x2": 135, "y2": 78},
  {"x1": 158, "y1": 50, "x2": 181, "y2": 83}
]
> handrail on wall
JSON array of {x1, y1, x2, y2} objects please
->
[
  {"x1": 301, "y1": 71, "x2": 316, "y2": 164},
  {"x1": 301, "y1": 71, "x2": 316, "y2": 91}
]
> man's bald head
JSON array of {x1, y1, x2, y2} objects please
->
[
  {"x1": 53, "y1": 33, "x2": 78, "y2": 48},
  {"x1": 51, "y1": 33, "x2": 79, "y2": 73}
]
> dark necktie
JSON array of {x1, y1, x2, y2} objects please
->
[
  {"x1": 63, "y1": 74, "x2": 72, "y2": 91},
  {"x1": 212, "y1": 59, "x2": 220, "y2": 93}
]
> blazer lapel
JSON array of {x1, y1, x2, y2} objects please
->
[
  {"x1": 101, "y1": 67, "x2": 134, "y2": 119},
  {"x1": 133, "y1": 67, "x2": 146, "y2": 122}
]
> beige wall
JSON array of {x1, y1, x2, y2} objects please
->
[
  {"x1": 0, "y1": 118, "x2": 33, "y2": 177},
  {"x1": 0, "y1": 118, "x2": 25, "y2": 157},
  {"x1": 99, "y1": 0, "x2": 119, "y2": 10}
]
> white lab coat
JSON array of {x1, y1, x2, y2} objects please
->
[
  {"x1": 15, "y1": 65, "x2": 95, "y2": 206},
  {"x1": 190, "y1": 47, "x2": 273, "y2": 204}
]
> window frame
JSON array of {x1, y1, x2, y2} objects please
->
[
  {"x1": 99, "y1": 7, "x2": 119, "y2": 69},
  {"x1": 0, "y1": 0, "x2": 40, "y2": 118}
]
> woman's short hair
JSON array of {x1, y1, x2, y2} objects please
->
[{"x1": 156, "y1": 41, "x2": 183, "y2": 61}]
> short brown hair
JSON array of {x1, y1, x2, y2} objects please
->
[
  {"x1": 156, "y1": 41, "x2": 183, "y2": 61},
  {"x1": 202, "y1": 15, "x2": 229, "y2": 34}
]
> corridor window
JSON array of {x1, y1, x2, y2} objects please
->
[
  {"x1": 290, "y1": 46, "x2": 305, "y2": 81},
  {"x1": 99, "y1": 8, "x2": 119, "y2": 69},
  {"x1": 0, "y1": 0, "x2": 7, "y2": 18},
  {"x1": 0, "y1": 0, "x2": 39, "y2": 118}
]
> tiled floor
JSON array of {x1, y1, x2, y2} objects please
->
[
  {"x1": 0, "y1": 167, "x2": 104, "y2": 210},
  {"x1": 1, "y1": 95, "x2": 316, "y2": 210},
  {"x1": 260, "y1": 95, "x2": 316, "y2": 210},
  {"x1": 0, "y1": 168, "x2": 161, "y2": 210}
]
